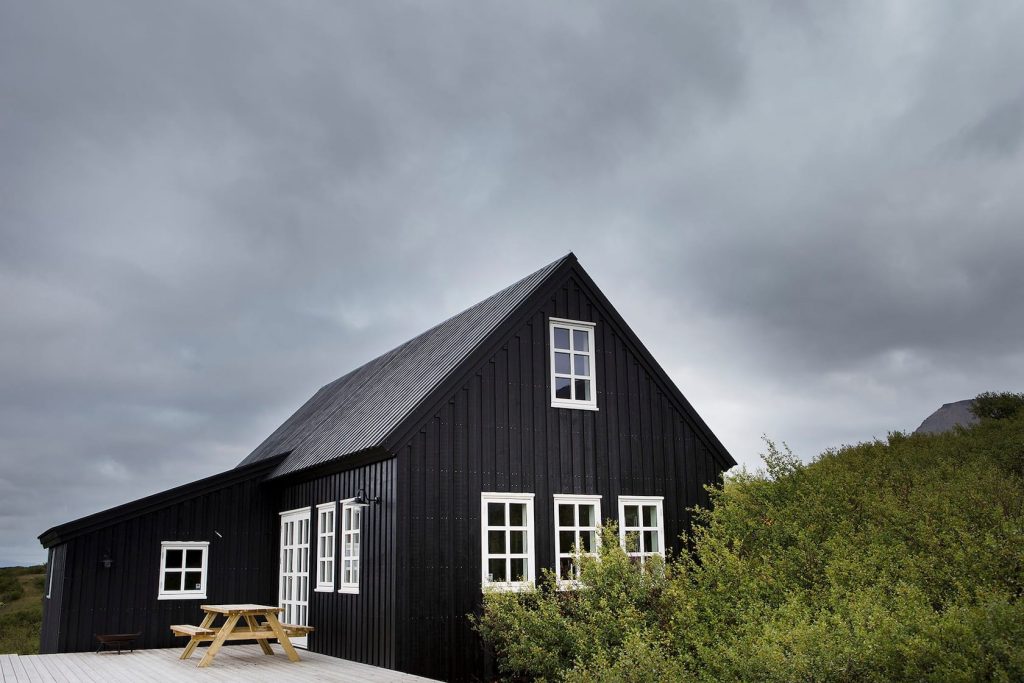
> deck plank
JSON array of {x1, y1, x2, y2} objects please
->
[{"x1": 0, "y1": 647, "x2": 437, "y2": 682}]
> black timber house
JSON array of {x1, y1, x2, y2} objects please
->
[{"x1": 38, "y1": 254, "x2": 736, "y2": 681}]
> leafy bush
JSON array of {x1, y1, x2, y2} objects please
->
[
  {"x1": 477, "y1": 412, "x2": 1024, "y2": 681},
  {"x1": 971, "y1": 391, "x2": 1024, "y2": 421},
  {"x1": 0, "y1": 573, "x2": 24, "y2": 604},
  {"x1": 0, "y1": 604, "x2": 43, "y2": 655}
]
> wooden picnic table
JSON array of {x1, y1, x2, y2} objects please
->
[{"x1": 171, "y1": 603, "x2": 313, "y2": 668}]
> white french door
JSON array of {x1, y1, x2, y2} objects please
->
[{"x1": 279, "y1": 508, "x2": 311, "y2": 648}]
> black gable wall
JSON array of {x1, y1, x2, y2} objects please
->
[{"x1": 393, "y1": 269, "x2": 732, "y2": 681}]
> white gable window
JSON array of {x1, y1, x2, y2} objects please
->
[
  {"x1": 549, "y1": 318, "x2": 597, "y2": 410},
  {"x1": 553, "y1": 494, "x2": 601, "y2": 587},
  {"x1": 315, "y1": 502, "x2": 336, "y2": 592},
  {"x1": 481, "y1": 492, "x2": 536, "y2": 591},
  {"x1": 338, "y1": 500, "x2": 362, "y2": 594},
  {"x1": 618, "y1": 496, "x2": 664, "y2": 564},
  {"x1": 158, "y1": 541, "x2": 209, "y2": 600}
]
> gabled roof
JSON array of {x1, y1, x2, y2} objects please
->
[{"x1": 238, "y1": 254, "x2": 574, "y2": 477}]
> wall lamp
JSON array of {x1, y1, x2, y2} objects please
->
[
  {"x1": 351, "y1": 488, "x2": 381, "y2": 508},
  {"x1": 101, "y1": 553, "x2": 113, "y2": 569}
]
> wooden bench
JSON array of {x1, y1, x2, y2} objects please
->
[{"x1": 94, "y1": 632, "x2": 142, "y2": 654}]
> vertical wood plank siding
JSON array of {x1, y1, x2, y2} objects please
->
[
  {"x1": 276, "y1": 458, "x2": 396, "y2": 669},
  {"x1": 42, "y1": 476, "x2": 279, "y2": 653},
  {"x1": 396, "y1": 274, "x2": 730, "y2": 681}
]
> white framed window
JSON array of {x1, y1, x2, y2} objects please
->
[
  {"x1": 550, "y1": 318, "x2": 597, "y2": 410},
  {"x1": 618, "y1": 496, "x2": 664, "y2": 564},
  {"x1": 45, "y1": 548, "x2": 54, "y2": 599},
  {"x1": 481, "y1": 492, "x2": 536, "y2": 591},
  {"x1": 338, "y1": 500, "x2": 362, "y2": 594},
  {"x1": 158, "y1": 541, "x2": 209, "y2": 600},
  {"x1": 315, "y1": 502, "x2": 336, "y2": 592},
  {"x1": 553, "y1": 494, "x2": 602, "y2": 587}
]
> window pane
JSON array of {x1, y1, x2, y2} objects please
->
[
  {"x1": 555, "y1": 377, "x2": 571, "y2": 399},
  {"x1": 579, "y1": 505, "x2": 595, "y2": 527},
  {"x1": 624, "y1": 532, "x2": 640, "y2": 553},
  {"x1": 624, "y1": 505, "x2": 639, "y2": 527},
  {"x1": 559, "y1": 557, "x2": 573, "y2": 580},
  {"x1": 581, "y1": 531, "x2": 596, "y2": 553},
  {"x1": 488, "y1": 530, "x2": 506, "y2": 554},
  {"x1": 488, "y1": 559, "x2": 507, "y2": 582},
  {"x1": 488, "y1": 502, "x2": 505, "y2": 526},
  {"x1": 643, "y1": 505, "x2": 658, "y2": 527},
  {"x1": 574, "y1": 379, "x2": 591, "y2": 401},
  {"x1": 553, "y1": 327, "x2": 570, "y2": 349},
  {"x1": 165, "y1": 549, "x2": 183, "y2": 569},
  {"x1": 574, "y1": 354, "x2": 590, "y2": 377},
  {"x1": 163, "y1": 572, "x2": 182, "y2": 591},
  {"x1": 559, "y1": 530, "x2": 575, "y2": 552},
  {"x1": 185, "y1": 549, "x2": 203, "y2": 568},
  {"x1": 644, "y1": 531, "x2": 660, "y2": 553},
  {"x1": 555, "y1": 352, "x2": 571, "y2": 374},
  {"x1": 558, "y1": 504, "x2": 574, "y2": 527},
  {"x1": 509, "y1": 503, "x2": 525, "y2": 527},
  {"x1": 184, "y1": 571, "x2": 203, "y2": 590},
  {"x1": 510, "y1": 558, "x2": 526, "y2": 582},
  {"x1": 572, "y1": 329, "x2": 589, "y2": 352},
  {"x1": 509, "y1": 530, "x2": 525, "y2": 554}
]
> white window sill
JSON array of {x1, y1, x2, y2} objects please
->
[
  {"x1": 551, "y1": 401, "x2": 599, "y2": 411},
  {"x1": 337, "y1": 585, "x2": 359, "y2": 595},
  {"x1": 314, "y1": 586, "x2": 335, "y2": 593},
  {"x1": 482, "y1": 582, "x2": 535, "y2": 593},
  {"x1": 157, "y1": 593, "x2": 207, "y2": 601}
]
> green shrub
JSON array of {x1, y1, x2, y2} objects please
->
[
  {"x1": 971, "y1": 391, "x2": 1024, "y2": 420},
  {"x1": 0, "y1": 573, "x2": 24, "y2": 604},
  {"x1": 0, "y1": 604, "x2": 42, "y2": 655},
  {"x1": 477, "y1": 412, "x2": 1024, "y2": 682}
]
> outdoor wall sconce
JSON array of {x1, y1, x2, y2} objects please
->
[
  {"x1": 101, "y1": 553, "x2": 113, "y2": 569},
  {"x1": 351, "y1": 488, "x2": 381, "y2": 508}
]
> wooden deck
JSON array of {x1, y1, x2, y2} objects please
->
[{"x1": 0, "y1": 646, "x2": 436, "y2": 682}]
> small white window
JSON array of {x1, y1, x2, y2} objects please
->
[
  {"x1": 481, "y1": 492, "x2": 536, "y2": 591},
  {"x1": 553, "y1": 494, "x2": 601, "y2": 587},
  {"x1": 158, "y1": 541, "x2": 209, "y2": 600},
  {"x1": 338, "y1": 500, "x2": 362, "y2": 594},
  {"x1": 618, "y1": 496, "x2": 664, "y2": 564},
  {"x1": 315, "y1": 502, "x2": 336, "y2": 592},
  {"x1": 45, "y1": 548, "x2": 54, "y2": 599},
  {"x1": 550, "y1": 318, "x2": 597, "y2": 410}
]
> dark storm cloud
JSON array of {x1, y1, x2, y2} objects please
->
[{"x1": 2, "y1": 1, "x2": 1024, "y2": 564}]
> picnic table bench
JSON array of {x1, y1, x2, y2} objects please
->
[{"x1": 171, "y1": 603, "x2": 313, "y2": 668}]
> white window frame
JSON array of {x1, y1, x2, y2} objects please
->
[
  {"x1": 549, "y1": 317, "x2": 598, "y2": 411},
  {"x1": 618, "y1": 496, "x2": 665, "y2": 564},
  {"x1": 338, "y1": 499, "x2": 362, "y2": 594},
  {"x1": 481, "y1": 492, "x2": 536, "y2": 592},
  {"x1": 315, "y1": 502, "x2": 336, "y2": 592},
  {"x1": 553, "y1": 494, "x2": 602, "y2": 588},
  {"x1": 157, "y1": 541, "x2": 209, "y2": 600},
  {"x1": 45, "y1": 548, "x2": 54, "y2": 599}
]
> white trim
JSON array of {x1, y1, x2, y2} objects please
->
[
  {"x1": 157, "y1": 541, "x2": 209, "y2": 600},
  {"x1": 481, "y1": 492, "x2": 536, "y2": 592},
  {"x1": 314, "y1": 502, "x2": 336, "y2": 592},
  {"x1": 549, "y1": 318, "x2": 598, "y2": 411},
  {"x1": 617, "y1": 496, "x2": 665, "y2": 563},
  {"x1": 279, "y1": 506, "x2": 311, "y2": 517},
  {"x1": 553, "y1": 494, "x2": 602, "y2": 589},
  {"x1": 45, "y1": 548, "x2": 53, "y2": 599},
  {"x1": 338, "y1": 500, "x2": 362, "y2": 594}
]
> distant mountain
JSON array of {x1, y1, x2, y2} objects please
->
[{"x1": 914, "y1": 399, "x2": 979, "y2": 435}]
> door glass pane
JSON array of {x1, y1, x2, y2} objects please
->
[
  {"x1": 509, "y1": 530, "x2": 525, "y2": 554},
  {"x1": 510, "y1": 558, "x2": 526, "y2": 582},
  {"x1": 558, "y1": 504, "x2": 574, "y2": 526},
  {"x1": 509, "y1": 503, "x2": 525, "y2": 527},
  {"x1": 555, "y1": 377, "x2": 571, "y2": 399},
  {"x1": 572, "y1": 329, "x2": 589, "y2": 352},
  {"x1": 559, "y1": 530, "x2": 575, "y2": 552},
  {"x1": 644, "y1": 531, "x2": 659, "y2": 553},
  {"x1": 574, "y1": 354, "x2": 590, "y2": 377},
  {"x1": 487, "y1": 502, "x2": 505, "y2": 526},
  {"x1": 579, "y1": 505, "x2": 595, "y2": 527},
  {"x1": 553, "y1": 327, "x2": 570, "y2": 349},
  {"x1": 643, "y1": 505, "x2": 658, "y2": 527},
  {"x1": 555, "y1": 352, "x2": 571, "y2": 374},
  {"x1": 559, "y1": 557, "x2": 573, "y2": 580},
  {"x1": 165, "y1": 549, "x2": 183, "y2": 569},
  {"x1": 581, "y1": 531, "x2": 596, "y2": 553}
]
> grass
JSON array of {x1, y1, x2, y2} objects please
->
[{"x1": 0, "y1": 565, "x2": 45, "y2": 655}]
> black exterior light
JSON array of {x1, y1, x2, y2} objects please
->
[
  {"x1": 351, "y1": 488, "x2": 380, "y2": 508},
  {"x1": 101, "y1": 553, "x2": 113, "y2": 569}
]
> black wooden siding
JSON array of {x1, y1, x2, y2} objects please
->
[
  {"x1": 395, "y1": 272, "x2": 730, "y2": 681},
  {"x1": 40, "y1": 544, "x2": 66, "y2": 653},
  {"x1": 275, "y1": 457, "x2": 396, "y2": 668},
  {"x1": 40, "y1": 476, "x2": 278, "y2": 653}
]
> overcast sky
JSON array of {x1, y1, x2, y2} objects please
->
[{"x1": 2, "y1": 1, "x2": 1023, "y2": 565}]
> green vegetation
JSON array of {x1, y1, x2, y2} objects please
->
[
  {"x1": 0, "y1": 565, "x2": 46, "y2": 655},
  {"x1": 476, "y1": 395, "x2": 1024, "y2": 681}
]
